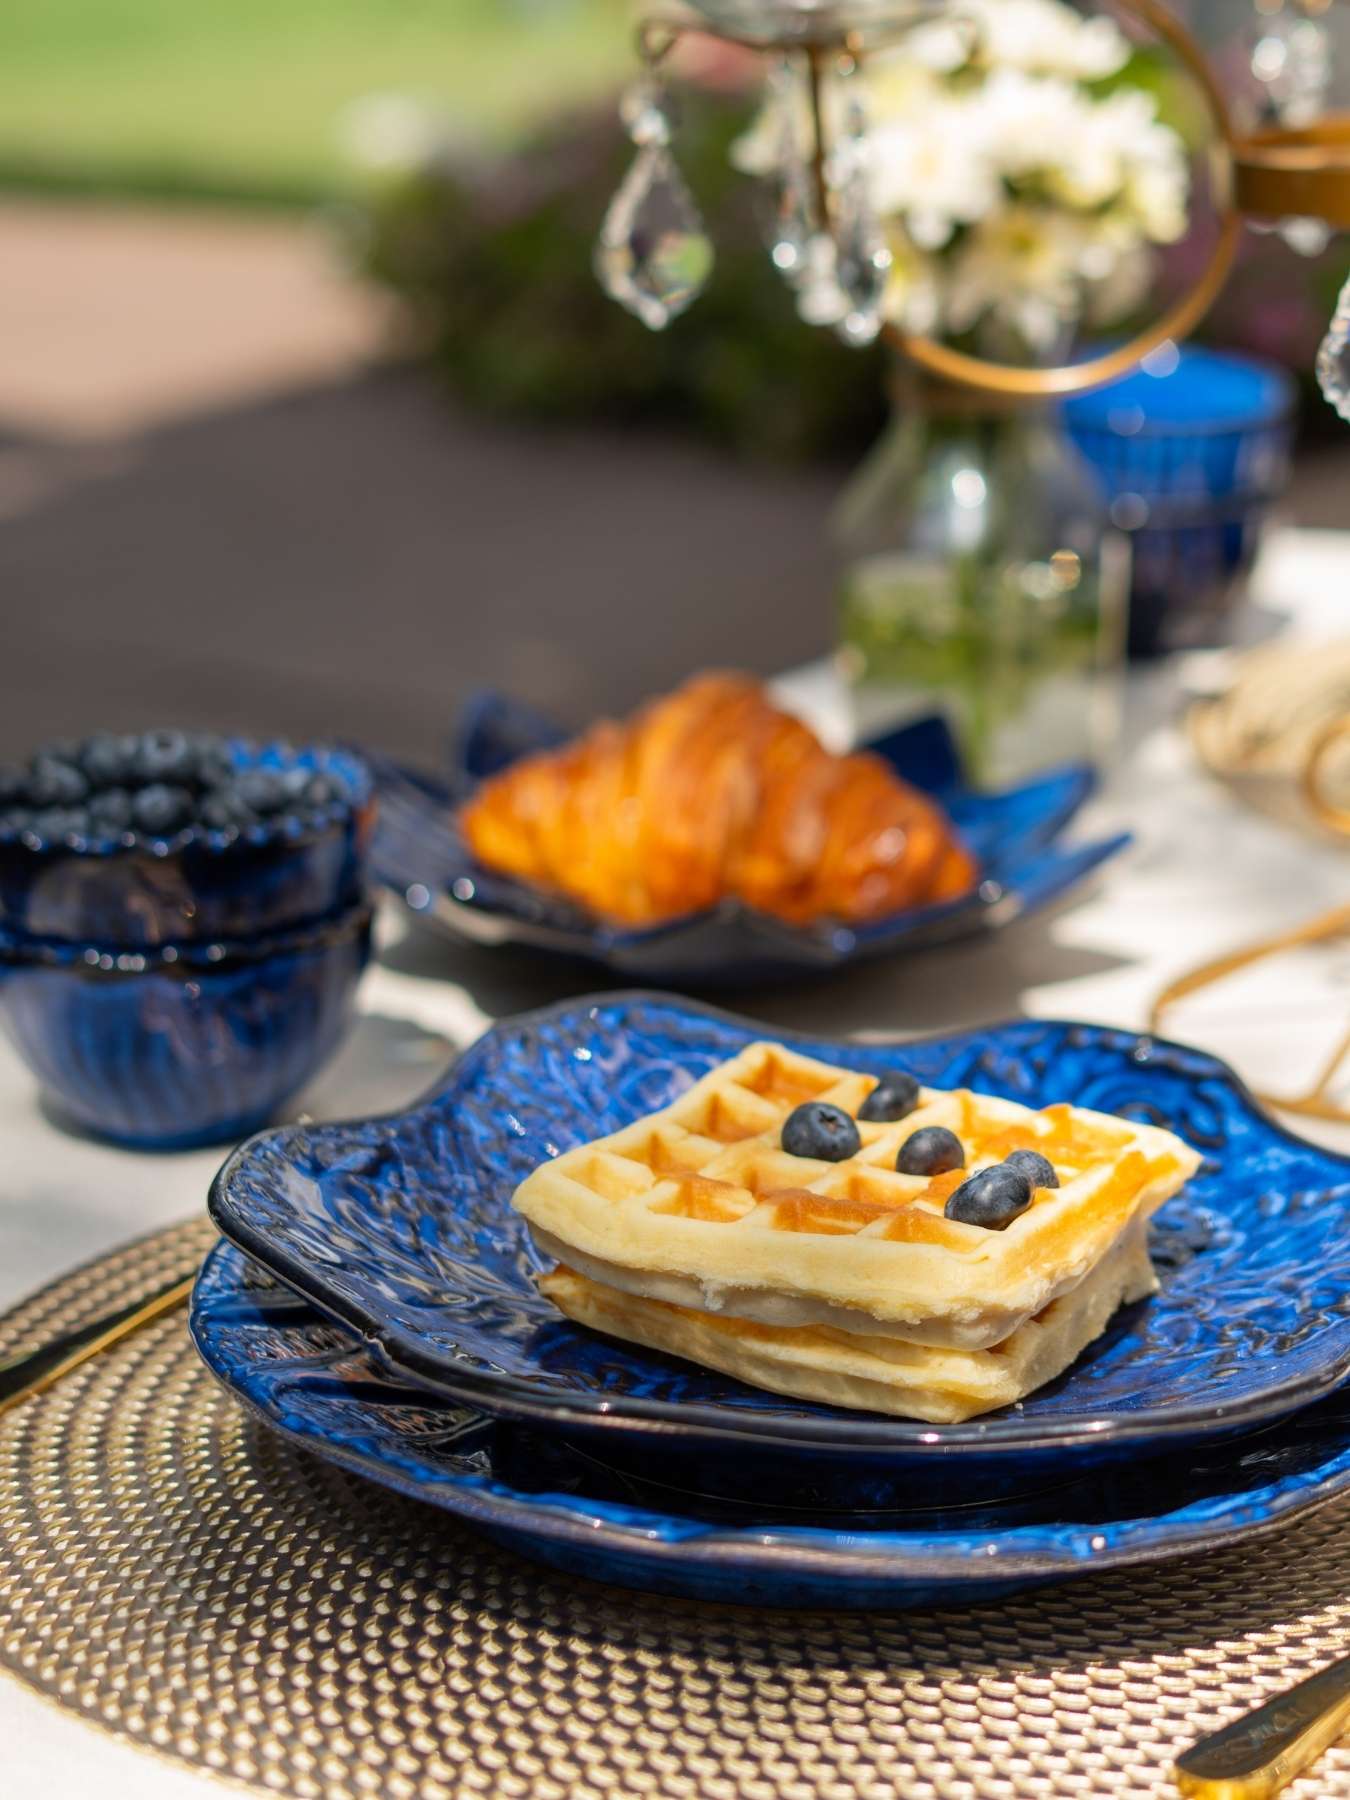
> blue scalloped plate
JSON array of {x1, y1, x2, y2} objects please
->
[
  {"x1": 368, "y1": 694, "x2": 1129, "y2": 983},
  {"x1": 208, "y1": 995, "x2": 1350, "y2": 1491},
  {"x1": 191, "y1": 1237, "x2": 1350, "y2": 1609}
]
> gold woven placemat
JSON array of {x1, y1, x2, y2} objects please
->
[{"x1": 3, "y1": 1220, "x2": 1350, "y2": 1800}]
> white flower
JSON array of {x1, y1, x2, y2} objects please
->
[
  {"x1": 901, "y1": 0, "x2": 1130, "y2": 80},
  {"x1": 881, "y1": 231, "x2": 944, "y2": 334},
  {"x1": 973, "y1": 67, "x2": 1092, "y2": 182},
  {"x1": 944, "y1": 207, "x2": 1090, "y2": 346},
  {"x1": 1044, "y1": 87, "x2": 1180, "y2": 212},
  {"x1": 902, "y1": 17, "x2": 974, "y2": 75},
  {"x1": 868, "y1": 97, "x2": 1002, "y2": 248},
  {"x1": 962, "y1": 0, "x2": 1130, "y2": 79},
  {"x1": 734, "y1": 0, "x2": 1189, "y2": 338},
  {"x1": 1123, "y1": 165, "x2": 1188, "y2": 243},
  {"x1": 937, "y1": 203, "x2": 1168, "y2": 344}
]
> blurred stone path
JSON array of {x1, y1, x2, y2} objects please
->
[
  {"x1": 0, "y1": 199, "x2": 843, "y2": 760},
  {"x1": 0, "y1": 200, "x2": 394, "y2": 441},
  {"x1": 0, "y1": 199, "x2": 1344, "y2": 763}
]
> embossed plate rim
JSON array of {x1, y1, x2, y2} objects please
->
[
  {"x1": 208, "y1": 992, "x2": 1350, "y2": 1459},
  {"x1": 190, "y1": 1236, "x2": 1350, "y2": 1591}
]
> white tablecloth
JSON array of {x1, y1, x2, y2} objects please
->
[{"x1": 3, "y1": 526, "x2": 1349, "y2": 1798}]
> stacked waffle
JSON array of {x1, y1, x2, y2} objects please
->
[{"x1": 513, "y1": 1041, "x2": 1200, "y2": 1423}]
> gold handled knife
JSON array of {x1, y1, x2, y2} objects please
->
[
  {"x1": 0, "y1": 1272, "x2": 195, "y2": 1416},
  {"x1": 1176, "y1": 1655, "x2": 1350, "y2": 1798}
]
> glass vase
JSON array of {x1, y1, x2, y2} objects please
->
[{"x1": 835, "y1": 369, "x2": 1127, "y2": 789}]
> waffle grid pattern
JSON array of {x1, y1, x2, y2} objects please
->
[
  {"x1": 529, "y1": 1042, "x2": 1176, "y2": 1265},
  {"x1": 3, "y1": 1220, "x2": 1350, "y2": 1799}
]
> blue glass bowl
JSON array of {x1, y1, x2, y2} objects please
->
[
  {"x1": 191, "y1": 1238, "x2": 1350, "y2": 1610},
  {"x1": 0, "y1": 903, "x2": 372, "y2": 1148},
  {"x1": 208, "y1": 994, "x2": 1350, "y2": 1496},
  {"x1": 1064, "y1": 346, "x2": 1295, "y2": 658},
  {"x1": 0, "y1": 740, "x2": 374, "y2": 947},
  {"x1": 369, "y1": 694, "x2": 1128, "y2": 985}
]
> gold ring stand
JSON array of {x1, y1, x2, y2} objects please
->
[
  {"x1": 884, "y1": 0, "x2": 1243, "y2": 397},
  {"x1": 655, "y1": 0, "x2": 1246, "y2": 396}
]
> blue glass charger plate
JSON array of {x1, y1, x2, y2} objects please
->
[
  {"x1": 208, "y1": 994, "x2": 1350, "y2": 1488},
  {"x1": 368, "y1": 692, "x2": 1129, "y2": 983},
  {"x1": 191, "y1": 1235, "x2": 1350, "y2": 1610}
]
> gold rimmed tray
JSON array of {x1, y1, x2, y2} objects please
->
[{"x1": 6, "y1": 1221, "x2": 1350, "y2": 1797}]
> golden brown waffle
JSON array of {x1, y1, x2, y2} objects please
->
[
  {"x1": 514, "y1": 1042, "x2": 1200, "y2": 1360},
  {"x1": 540, "y1": 1215, "x2": 1158, "y2": 1424}
]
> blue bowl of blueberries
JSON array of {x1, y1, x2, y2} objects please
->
[{"x1": 0, "y1": 729, "x2": 375, "y2": 1149}]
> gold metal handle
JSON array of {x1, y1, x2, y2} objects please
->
[
  {"x1": 1149, "y1": 901, "x2": 1350, "y2": 1124},
  {"x1": 1175, "y1": 1654, "x2": 1350, "y2": 1798},
  {"x1": 0, "y1": 1271, "x2": 195, "y2": 1416}
]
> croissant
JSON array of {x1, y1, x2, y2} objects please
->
[{"x1": 459, "y1": 673, "x2": 977, "y2": 927}]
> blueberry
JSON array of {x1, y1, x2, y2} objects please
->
[
  {"x1": 88, "y1": 787, "x2": 134, "y2": 831},
  {"x1": 1, "y1": 807, "x2": 32, "y2": 833},
  {"x1": 781, "y1": 1101, "x2": 862, "y2": 1162},
  {"x1": 133, "y1": 730, "x2": 198, "y2": 786},
  {"x1": 280, "y1": 766, "x2": 313, "y2": 804},
  {"x1": 79, "y1": 732, "x2": 138, "y2": 789},
  {"x1": 858, "y1": 1071, "x2": 920, "y2": 1123},
  {"x1": 896, "y1": 1125, "x2": 964, "y2": 1177},
  {"x1": 944, "y1": 1164, "x2": 1033, "y2": 1230},
  {"x1": 27, "y1": 757, "x2": 89, "y2": 807},
  {"x1": 193, "y1": 736, "x2": 237, "y2": 788},
  {"x1": 303, "y1": 772, "x2": 344, "y2": 809},
  {"x1": 30, "y1": 806, "x2": 89, "y2": 840},
  {"x1": 132, "y1": 783, "x2": 193, "y2": 836},
  {"x1": 1004, "y1": 1148, "x2": 1059, "y2": 1191},
  {"x1": 201, "y1": 790, "x2": 259, "y2": 830},
  {"x1": 236, "y1": 769, "x2": 289, "y2": 816},
  {"x1": 0, "y1": 763, "x2": 27, "y2": 805}
]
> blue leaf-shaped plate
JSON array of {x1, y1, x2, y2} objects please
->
[
  {"x1": 191, "y1": 1236, "x2": 1350, "y2": 1610},
  {"x1": 368, "y1": 694, "x2": 1129, "y2": 983},
  {"x1": 208, "y1": 994, "x2": 1350, "y2": 1486}
]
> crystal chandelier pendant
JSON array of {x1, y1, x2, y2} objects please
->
[
  {"x1": 819, "y1": 64, "x2": 891, "y2": 346},
  {"x1": 596, "y1": 79, "x2": 714, "y2": 330},
  {"x1": 765, "y1": 59, "x2": 816, "y2": 282},
  {"x1": 793, "y1": 232, "x2": 847, "y2": 325},
  {"x1": 1316, "y1": 273, "x2": 1350, "y2": 423}
]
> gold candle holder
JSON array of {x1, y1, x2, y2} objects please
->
[{"x1": 1233, "y1": 112, "x2": 1350, "y2": 231}]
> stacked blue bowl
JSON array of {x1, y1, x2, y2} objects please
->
[
  {"x1": 0, "y1": 737, "x2": 374, "y2": 1149},
  {"x1": 1064, "y1": 344, "x2": 1295, "y2": 657}
]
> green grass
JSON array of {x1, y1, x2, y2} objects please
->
[{"x1": 0, "y1": 0, "x2": 634, "y2": 207}]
